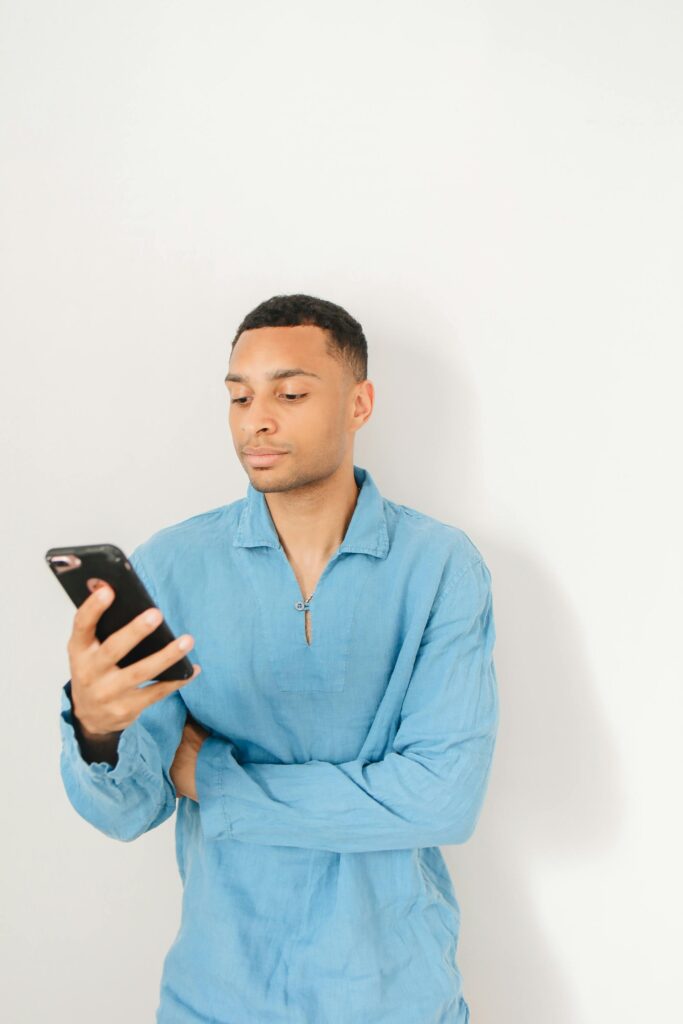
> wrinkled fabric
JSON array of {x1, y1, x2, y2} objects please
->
[{"x1": 59, "y1": 464, "x2": 499, "y2": 1023}]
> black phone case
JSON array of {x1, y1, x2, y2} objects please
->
[{"x1": 45, "y1": 543, "x2": 194, "y2": 682}]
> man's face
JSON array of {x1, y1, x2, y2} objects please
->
[{"x1": 225, "y1": 324, "x2": 366, "y2": 494}]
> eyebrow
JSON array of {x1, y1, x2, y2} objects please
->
[{"x1": 224, "y1": 368, "x2": 323, "y2": 384}]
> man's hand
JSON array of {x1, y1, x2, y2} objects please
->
[
  {"x1": 170, "y1": 718, "x2": 210, "y2": 803},
  {"x1": 67, "y1": 580, "x2": 201, "y2": 741}
]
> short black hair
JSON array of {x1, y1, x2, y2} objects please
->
[{"x1": 230, "y1": 293, "x2": 368, "y2": 383}]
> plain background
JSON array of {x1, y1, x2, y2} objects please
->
[{"x1": 1, "y1": 2, "x2": 681, "y2": 1021}]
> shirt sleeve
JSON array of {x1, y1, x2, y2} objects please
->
[
  {"x1": 195, "y1": 556, "x2": 500, "y2": 853},
  {"x1": 58, "y1": 545, "x2": 188, "y2": 843}
]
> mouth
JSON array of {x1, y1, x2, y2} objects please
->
[{"x1": 244, "y1": 451, "x2": 288, "y2": 468}]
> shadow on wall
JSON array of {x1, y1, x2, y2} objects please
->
[{"x1": 362, "y1": 306, "x2": 620, "y2": 1023}]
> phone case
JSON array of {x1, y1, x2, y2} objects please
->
[{"x1": 45, "y1": 543, "x2": 194, "y2": 682}]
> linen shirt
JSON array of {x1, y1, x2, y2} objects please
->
[{"x1": 59, "y1": 463, "x2": 499, "y2": 1024}]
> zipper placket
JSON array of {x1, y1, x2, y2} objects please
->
[
  {"x1": 287, "y1": 548, "x2": 343, "y2": 647},
  {"x1": 294, "y1": 594, "x2": 314, "y2": 646},
  {"x1": 277, "y1": 480, "x2": 361, "y2": 649}
]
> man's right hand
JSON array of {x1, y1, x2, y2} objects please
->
[{"x1": 67, "y1": 581, "x2": 202, "y2": 743}]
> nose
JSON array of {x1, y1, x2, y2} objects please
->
[{"x1": 233, "y1": 397, "x2": 280, "y2": 440}]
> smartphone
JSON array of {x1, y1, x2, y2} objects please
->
[{"x1": 45, "y1": 543, "x2": 194, "y2": 682}]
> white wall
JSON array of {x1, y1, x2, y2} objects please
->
[{"x1": 1, "y1": 2, "x2": 680, "y2": 1021}]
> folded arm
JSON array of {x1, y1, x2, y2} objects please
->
[{"x1": 195, "y1": 556, "x2": 500, "y2": 853}]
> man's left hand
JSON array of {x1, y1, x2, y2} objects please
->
[{"x1": 170, "y1": 718, "x2": 210, "y2": 803}]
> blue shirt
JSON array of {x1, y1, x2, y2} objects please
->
[{"x1": 59, "y1": 463, "x2": 499, "y2": 1023}]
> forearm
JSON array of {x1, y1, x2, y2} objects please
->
[{"x1": 195, "y1": 728, "x2": 498, "y2": 853}]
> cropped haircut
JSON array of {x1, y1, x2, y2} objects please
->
[{"x1": 230, "y1": 293, "x2": 368, "y2": 383}]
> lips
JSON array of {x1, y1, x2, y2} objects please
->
[
  {"x1": 243, "y1": 449, "x2": 287, "y2": 455},
  {"x1": 244, "y1": 450, "x2": 288, "y2": 467}
]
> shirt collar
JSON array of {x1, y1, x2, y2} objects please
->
[{"x1": 232, "y1": 463, "x2": 390, "y2": 559}]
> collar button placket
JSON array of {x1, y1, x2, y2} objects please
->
[{"x1": 294, "y1": 594, "x2": 314, "y2": 645}]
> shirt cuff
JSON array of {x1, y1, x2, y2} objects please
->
[{"x1": 60, "y1": 679, "x2": 158, "y2": 786}]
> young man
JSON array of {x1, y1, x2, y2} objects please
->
[{"x1": 60, "y1": 293, "x2": 500, "y2": 1023}]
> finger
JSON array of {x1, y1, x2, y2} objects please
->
[
  {"x1": 68, "y1": 583, "x2": 116, "y2": 657},
  {"x1": 118, "y1": 632, "x2": 197, "y2": 690},
  {"x1": 94, "y1": 604, "x2": 167, "y2": 670},
  {"x1": 185, "y1": 719, "x2": 206, "y2": 734},
  {"x1": 130, "y1": 663, "x2": 203, "y2": 715},
  {"x1": 183, "y1": 721, "x2": 207, "y2": 743}
]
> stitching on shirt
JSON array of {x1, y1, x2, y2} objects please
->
[{"x1": 431, "y1": 557, "x2": 484, "y2": 615}]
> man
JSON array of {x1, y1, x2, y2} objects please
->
[{"x1": 60, "y1": 293, "x2": 500, "y2": 1023}]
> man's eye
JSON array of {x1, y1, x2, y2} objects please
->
[{"x1": 230, "y1": 393, "x2": 307, "y2": 405}]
